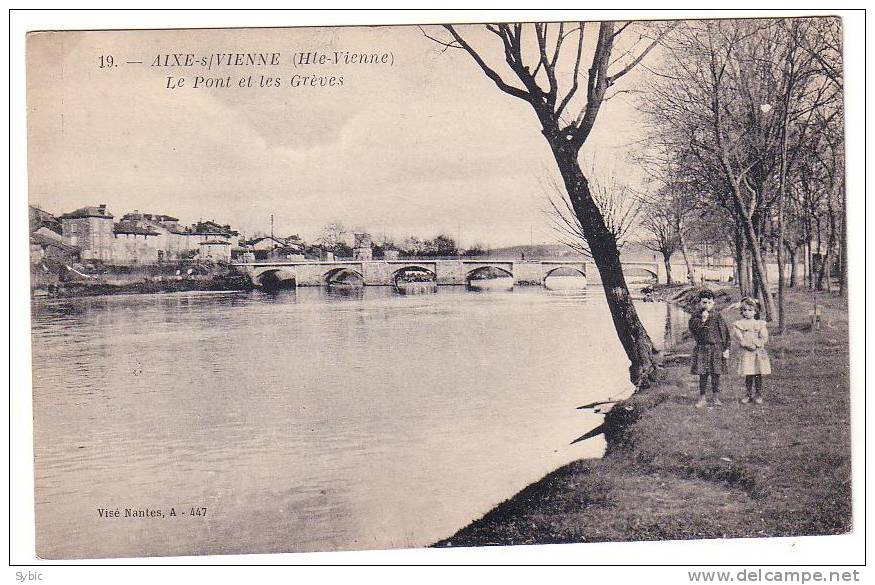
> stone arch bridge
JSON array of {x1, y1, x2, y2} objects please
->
[
  {"x1": 233, "y1": 258, "x2": 663, "y2": 288},
  {"x1": 234, "y1": 259, "x2": 599, "y2": 287}
]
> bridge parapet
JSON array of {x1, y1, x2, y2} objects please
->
[{"x1": 234, "y1": 259, "x2": 592, "y2": 287}]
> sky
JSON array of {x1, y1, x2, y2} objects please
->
[{"x1": 27, "y1": 23, "x2": 652, "y2": 248}]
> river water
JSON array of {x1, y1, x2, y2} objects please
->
[{"x1": 30, "y1": 282, "x2": 685, "y2": 558}]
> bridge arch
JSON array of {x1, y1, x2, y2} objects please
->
[
  {"x1": 323, "y1": 267, "x2": 365, "y2": 286},
  {"x1": 543, "y1": 266, "x2": 587, "y2": 280},
  {"x1": 623, "y1": 265, "x2": 659, "y2": 281},
  {"x1": 255, "y1": 268, "x2": 296, "y2": 290},
  {"x1": 392, "y1": 265, "x2": 437, "y2": 284},
  {"x1": 466, "y1": 265, "x2": 514, "y2": 282}
]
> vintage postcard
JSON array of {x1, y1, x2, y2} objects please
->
[{"x1": 22, "y1": 12, "x2": 856, "y2": 563}]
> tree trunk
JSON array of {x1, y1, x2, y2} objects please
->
[
  {"x1": 777, "y1": 228, "x2": 786, "y2": 333},
  {"x1": 746, "y1": 254, "x2": 754, "y2": 296},
  {"x1": 839, "y1": 186, "x2": 847, "y2": 296},
  {"x1": 722, "y1": 172, "x2": 774, "y2": 318},
  {"x1": 815, "y1": 218, "x2": 826, "y2": 290},
  {"x1": 734, "y1": 226, "x2": 748, "y2": 296},
  {"x1": 551, "y1": 143, "x2": 658, "y2": 386},
  {"x1": 788, "y1": 245, "x2": 798, "y2": 288},
  {"x1": 806, "y1": 238, "x2": 813, "y2": 290},
  {"x1": 740, "y1": 212, "x2": 775, "y2": 321},
  {"x1": 776, "y1": 112, "x2": 788, "y2": 334},
  {"x1": 817, "y1": 209, "x2": 837, "y2": 292},
  {"x1": 677, "y1": 218, "x2": 695, "y2": 284},
  {"x1": 662, "y1": 251, "x2": 674, "y2": 285}
]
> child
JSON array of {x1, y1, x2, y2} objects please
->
[
  {"x1": 733, "y1": 298, "x2": 771, "y2": 404},
  {"x1": 689, "y1": 290, "x2": 731, "y2": 408}
]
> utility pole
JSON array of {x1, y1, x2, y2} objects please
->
[{"x1": 270, "y1": 214, "x2": 274, "y2": 239}]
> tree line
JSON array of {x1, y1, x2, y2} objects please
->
[
  {"x1": 315, "y1": 220, "x2": 486, "y2": 258},
  {"x1": 637, "y1": 17, "x2": 844, "y2": 332},
  {"x1": 426, "y1": 16, "x2": 844, "y2": 385}
]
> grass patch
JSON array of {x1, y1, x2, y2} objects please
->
[{"x1": 436, "y1": 289, "x2": 851, "y2": 547}]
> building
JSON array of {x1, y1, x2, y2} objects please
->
[
  {"x1": 353, "y1": 233, "x2": 373, "y2": 261},
  {"x1": 112, "y1": 221, "x2": 161, "y2": 264},
  {"x1": 29, "y1": 205, "x2": 62, "y2": 235},
  {"x1": 198, "y1": 239, "x2": 232, "y2": 261},
  {"x1": 112, "y1": 212, "x2": 241, "y2": 264},
  {"x1": 247, "y1": 236, "x2": 288, "y2": 252},
  {"x1": 52, "y1": 204, "x2": 243, "y2": 265},
  {"x1": 30, "y1": 226, "x2": 79, "y2": 265},
  {"x1": 116, "y1": 211, "x2": 183, "y2": 261},
  {"x1": 190, "y1": 221, "x2": 240, "y2": 247},
  {"x1": 239, "y1": 235, "x2": 305, "y2": 261},
  {"x1": 59, "y1": 204, "x2": 115, "y2": 262}
]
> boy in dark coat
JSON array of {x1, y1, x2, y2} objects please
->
[{"x1": 689, "y1": 289, "x2": 731, "y2": 407}]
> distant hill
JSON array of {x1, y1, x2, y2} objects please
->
[
  {"x1": 482, "y1": 241, "x2": 657, "y2": 263},
  {"x1": 483, "y1": 244, "x2": 583, "y2": 261}
]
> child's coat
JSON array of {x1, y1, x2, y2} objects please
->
[{"x1": 733, "y1": 318, "x2": 772, "y2": 375}]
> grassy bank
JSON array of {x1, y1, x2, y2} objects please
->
[
  {"x1": 436, "y1": 288, "x2": 851, "y2": 546},
  {"x1": 45, "y1": 274, "x2": 255, "y2": 297},
  {"x1": 31, "y1": 261, "x2": 254, "y2": 298}
]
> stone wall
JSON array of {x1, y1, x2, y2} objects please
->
[{"x1": 247, "y1": 260, "x2": 588, "y2": 287}]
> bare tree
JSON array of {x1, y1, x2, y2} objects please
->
[
  {"x1": 640, "y1": 18, "x2": 842, "y2": 322},
  {"x1": 633, "y1": 152, "x2": 703, "y2": 285},
  {"x1": 319, "y1": 221, "x2": 350, "y2": 256},
  {"x1": 545, "y1": 170, "x2": 643, "y2": 260},
  {"x1": 637, "y1": 188, "x2": 683, "y2": 285},
  {"x1": 424, "y1": 21, "x2": 675, "y2": 386}
]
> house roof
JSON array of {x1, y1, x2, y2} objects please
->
[
  {"x1": 113, "y1": 221, "x2": 160, "y2": 236},
  {"x1": 193, "y1": 227, "x2": 234, "y2": 236},
  {"x1": 121, "y1": 212, "x2": 180, "y2": 223},
  {"x1": 29, "y1": 206, "x2": 62, "y2": 234},
  {"x1": 273, "y1": 246, "x2": 304, "y2": 254},
  {"x1": 201, "y1": 239, "x2": 231, "y2": 245},
  {"x1": 191, "y1": 221, "x2": 238, "y2": 236},
  {"x1": 247, "y1": 235, "x2": 287, "y2": 245},
  {"x1": 60, "y1": 205, "x2": 114, "y2": 220},
  {"x1": 30, "y1": 227, "x2": 79, "y2": 251}
]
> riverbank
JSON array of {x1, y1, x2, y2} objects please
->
[
  {"x1": 31, "y1": 261, "x2": 254, "y2": 298},
  {"x1": 436, "y1": 287, "x2": 851, "y2": 545},
  {"x1": 41, "y1": 274, "x2": 255, "y2": 298}
]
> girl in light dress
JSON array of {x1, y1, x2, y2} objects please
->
[{"x1": 733, "y1": 298, "x2": 771, "y2": 404}]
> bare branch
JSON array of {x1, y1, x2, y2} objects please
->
[
  {"x1": 442, "y1": 25, "x2": 533, "y2": 103},
  {"x1": 417, "y1": 26, "x2": 462, "y2": 53},
  {"x1": 556, "y1": 23, "x2": 586, "y2": 120},
  {"x1": 607, "y1": 22, "x2": 679, "y2": 84}
]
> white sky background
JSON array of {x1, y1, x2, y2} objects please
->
[{"x1": 27, "y1": 23, "x2": 652, "y2": 248}]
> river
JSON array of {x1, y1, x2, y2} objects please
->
[{"x1": 30, "y1": 282, "x2": 686, "y2": 558}]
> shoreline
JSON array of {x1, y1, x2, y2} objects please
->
[
  {"x1": 31, "y1": 276, "x2": 255, "y2": 299},
  {"x1": 30, "y1": 262, "x2": 255, "y2": 299},
  {"x1": 435, "y1": 287, "x2": 851, "y2": 546},
  {"x1": 32, "y1": 276, "x2": 627, "y2": 299}
]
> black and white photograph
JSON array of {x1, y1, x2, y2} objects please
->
[{"x1": 11, "y1": 8, "x2": 864, "y2": 572}]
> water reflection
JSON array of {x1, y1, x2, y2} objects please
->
[
  {"x1": 543, "y1": 275, "x2": 588, "y2": 291},
  {"x1": 31, "y1": 285, "x2": 678, "y2": 558},
  {"x1": 257, "y1": 288, "x2": 299, "y2": 304},
  {"x1": 324, "y1": 284, "x2": 366, "y2": 300},
  {"x1": 663, "y1": 302, "x2": 689, "y2": 348},
  {"x1": 395, "y1": 282, "x2": 438, "y2": 295},
  {"x1": 466, "y1": 277, "x2": 514, "y2": 292}
]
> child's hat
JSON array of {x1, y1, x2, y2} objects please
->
[{"x1": 740, "y1": 296, "x2": 759, "y2": 309}]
